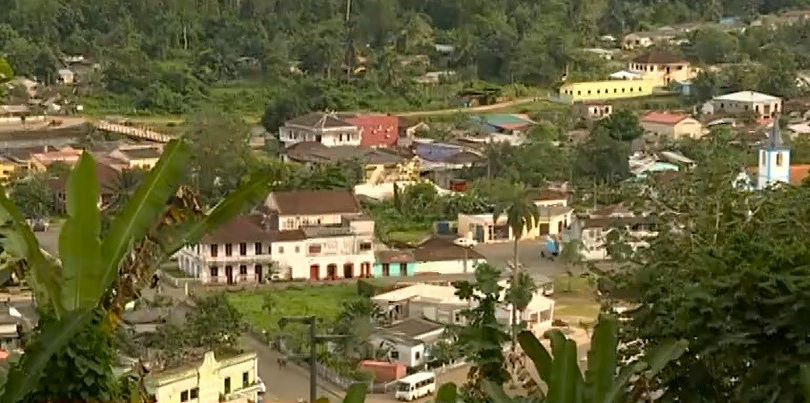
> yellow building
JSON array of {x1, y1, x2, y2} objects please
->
[
  {"x1": 0, "y1": 156, "x2": 26, "y2": 181},
  {"x1": 109, "y1": 146, "x2": 163, "y2": 170},
  {"x1": 148, "y1": 351, "x2": 261, "y2": 403},
  {"x1": 557, "y1": 79, "x2": 655, "y2": 103}
]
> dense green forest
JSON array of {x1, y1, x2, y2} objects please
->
[{"x1": 1, "y1": 0, "x2": 810, "y2": 117}]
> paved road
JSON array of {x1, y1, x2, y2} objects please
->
[
  {"x1": 242, "y1": 334, "x2": 344, "y2": 402},
  {"x1": 474, "y1": 240, "x2": 568, "y2": 278}
]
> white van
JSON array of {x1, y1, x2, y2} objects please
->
[{"x1": 395, "y1": 372, "x2": 436, "y2": 401}]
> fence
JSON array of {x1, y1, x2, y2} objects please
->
[
  {"x1": 94, "y1": 120, "x2": 172, "y2": 142},
  {"x1": 243, "y1": 324, "x2": 391, "y2": 394}
]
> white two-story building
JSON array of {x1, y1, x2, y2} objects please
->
[
  {"x1": 278, "y1": 112, "x2": 361, "y2": 148},
  {"x1": 176, "y1": 190, "x2": 376, "y2": 283}
]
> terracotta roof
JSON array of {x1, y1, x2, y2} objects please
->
[
  {"x1": 285, "y1": 142, "x2": 403, "y2": 165},
  {"x1": 285, "y1": 112, "x2": 354, "y2": 129},
  {"x1": 268, "y1": 190, "x2": 361, "y2": 216},
  {"x1": 534, "y1": 188, "x2": 568, "y2": 201},
  {"x1": 582, "y1": 215, "x2": 655, "y2": 229},
  {"x1": 375, "y1": 249, "x2": 415, "y2": 263},
  {"x1": 48, "y1": 161, "x2": 120, "y2": 195},
  {"x1": 590, "y1": 203, "x2": 633, "y2": 217},
  {"x1": 412, "y1": 237, "x2": 485, "y2": 262},
  {"x1": 641, "y1": 112, "x2": 690, "y2": 125},
  {"x1": 200, "y1": 215, "x2": 306, "y2": 244},
  {"x1": 631, "y1": 50, "x2": 686, "y2": 64},
  {"x1": 118, "y1": 147, "x2": 162, "y2": 160}
]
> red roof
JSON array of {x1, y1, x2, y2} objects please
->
[
  {"x1": 343, "y1": 114, "x2": 399, "y2": 147},
  {"x1": 641, "y1": 112, "x2": 690, "y2": 125}
]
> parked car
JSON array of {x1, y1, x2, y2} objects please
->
[
  {"x1": 453, "y1": 237, "x2": 478, "y2": 247},
  {"x1": 26, "y1": 218, "x2": 49, "y2": 232}
]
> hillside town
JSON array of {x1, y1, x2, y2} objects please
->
[{"x1": 2, "y1": 3, "x2": 810, "y2": 403}]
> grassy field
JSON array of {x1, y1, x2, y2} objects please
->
[
  {"x1": 227, "y1": 284, "x2": 357, "y2": 332},
  {"x1": 552, "y1": 275, "x2": 601, "y2": 322}
]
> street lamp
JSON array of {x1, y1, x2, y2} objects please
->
[{"x1": 278, "y1": 316, "x2": 349, "y2": 403}]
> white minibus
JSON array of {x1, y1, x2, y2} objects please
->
[{"x1": 395, "y1": 371, "x2": 436, "y2": 401}]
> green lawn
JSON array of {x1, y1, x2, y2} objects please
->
[
  {"x1": 552, "y1": 275, "x2": 601, "y2": 322},
  {"x1": 227, "y1": 284, "x2": 358, "y2": 332},
  {"x1": 386, "y1": 229, "x2": 431, "y2": 244}
]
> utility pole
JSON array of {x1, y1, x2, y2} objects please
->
[{"x1": 278, "y1": 316, "x2": 349, "y2": 403}]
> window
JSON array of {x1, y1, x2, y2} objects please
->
[
  {"x1": 284, "y1": 218, "x2": 295, "y2": 229},
  {"x1": 638, "y1": 87, "x2": 642, "y2": 92},
  {"x1": 254, "y1": 242, "x2": 262, "y2": 255},
  {"x1": 181, "y1": 390, "x2": 189, "y2": 402},
  {"x1": 225, "y1": 243, "x2": 233, "y2": 257},
  {"x1": 240, "y1": 265, "x2": 247, "y2": 275},
  {"x1": 239, "y1": 243, "x2": 247, "y2": 256},
  {"x1": 359, "y1": 242, "x2": 372, "y2": 251},
  {"x1": 243, "y1": 371, "x2": 250, "y2": 387},
  {"x1": 190, "y1": 388, "x2": 199, "y2": 399},
  {"x1": 587, "y1": 90, "x2": 591, "y2": 95},
  {"x1": 415, "y1": 352, "x2": 421, "y2": 360},
  {"x1": 382, "y1": 263, "x2": 390, "y2": 277},
  {"x1": 309, "y1": 244, "x2": 322, "y2": 254},
  {"x1": 391, "y1": 351, "x2": 399, "y2": 359},
  {"x1": 210, "y1": 244, "x2": 218, "y2": 258},
  {"x1": 777, "y1": 153, "x2": 784, "y2": 166},
  {"x1": 210, "y1": 266, "x2": 218, "y2": 277},
  {"x1": 278, "y1": 246, "x2": 285, "y2": 254},
  {"x1": 577, "y1": 91, "x2": 581, "y2": 95},
  {"x1": 224, "y1": 377, "x2": 231, "y2": 394},
  {"x1": 295, "y1": 246, "x2": 300, "y2": 253},
  {"x1": 596, "y1": 89, "x2": 600, "y2": 94},
  {"x1": 400, "y1": 263, "x2": 408, "y2": 276}
]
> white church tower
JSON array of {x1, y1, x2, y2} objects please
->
[{"x1": 757, "y1": 115, "x2": 790, "y2": 189}]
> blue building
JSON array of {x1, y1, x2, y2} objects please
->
[
  {"x1": 757, "y1": 118, "x2": 791, "y2": 189},
  {"x1": 373, "y1": 250, "x2": 416, "y2": 277}
]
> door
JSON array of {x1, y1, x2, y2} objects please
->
[
  {"x1": 256, "y1": 265, "x2": 263, "y2": 283},
  {"x1": 474, "y1": 225, "x2": 485, "y2": 242},
  {"x1": 539, "y1": 223, "x2": 550, "y2": 236},
  {"x1": 327, "y1": 264, "x2": 337, "y2": 280},
  {"x1": 225, "y1": 266, "x2": 234, "y2": 285},
  {"x1": 343, "y1": 263, "x2": 354, "y2": 279},
  {"x1": 399, "y1": 263, "x2": 408, "y2": 276},
  {"x1": 310, "y1": 265, "x2": 320, "y2": 280}
]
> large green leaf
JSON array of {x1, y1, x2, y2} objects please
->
[
  {"x1": 436, "y1": 382, "x2": 458, "y2": 403},
  {"x1": 100, "y1": 140, "x2": 189, "y2": 291},
  {"x1": 586, "y1": 315, "x2": 619, "y2": 403},
  {"x1": 342, "y1": 382, "x2": 368, "y2": 403},
  {"x1": 58, "y1": 153, "x2": 103, "y2": 310},
  {"x1": 161, "y1": 174, "x2": 269, "y2": 255},
  {"x1": 0, "y1": 189, "x2": 63, "y2": 316},
  {"x1": 482, "y1": 380, "x2": 514, "y2": 403},
  {"x1": 0, "y1": 309, "x2": 95, "y2": 403},
  {"x1": 518, "y1": 330, "x2": 553, "y2": 384},
  {"x1": 643, "y1": 339, "x2": 688, "y2": 377},
  {"x1": 603, "y1": 361, "x2": 647, "y2": 403},
  {"x1": 546, "y1": 329, "x2": 583, "y2": 403}
]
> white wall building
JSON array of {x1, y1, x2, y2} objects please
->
[
  {"x1": 148, "y1": 351, "x2": 260, "y2": 403},
  {"x1": 371, "y1": 283, "x2": 555, "y2": 335},
  {"x1": 177, "y1": 189, "x2": 376, "y2": 283},
  {"x1": 371, "y1": 318, "x2": 446, "y2": 369},
  {"x1": 278, "y1": 112, "x2": 361, "y2": 148}
]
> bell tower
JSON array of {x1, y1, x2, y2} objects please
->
[{"x1": 757, "y1": 116, "x2": 790, "y2": 189}]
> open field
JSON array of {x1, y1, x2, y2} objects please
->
[
  {"x1": 551, "y1": 275, "x2": 600, "y2": 324},
  {"x1": 227, "y1": 283, "x2": 357, "y2": 332}
]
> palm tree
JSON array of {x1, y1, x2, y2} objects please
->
[
  {"x1": 560, "y1": 240, "x2": 584, "y2": 292},
  {"x1": 494, "y1": 184, "x2": 539, "y2": 351}
]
